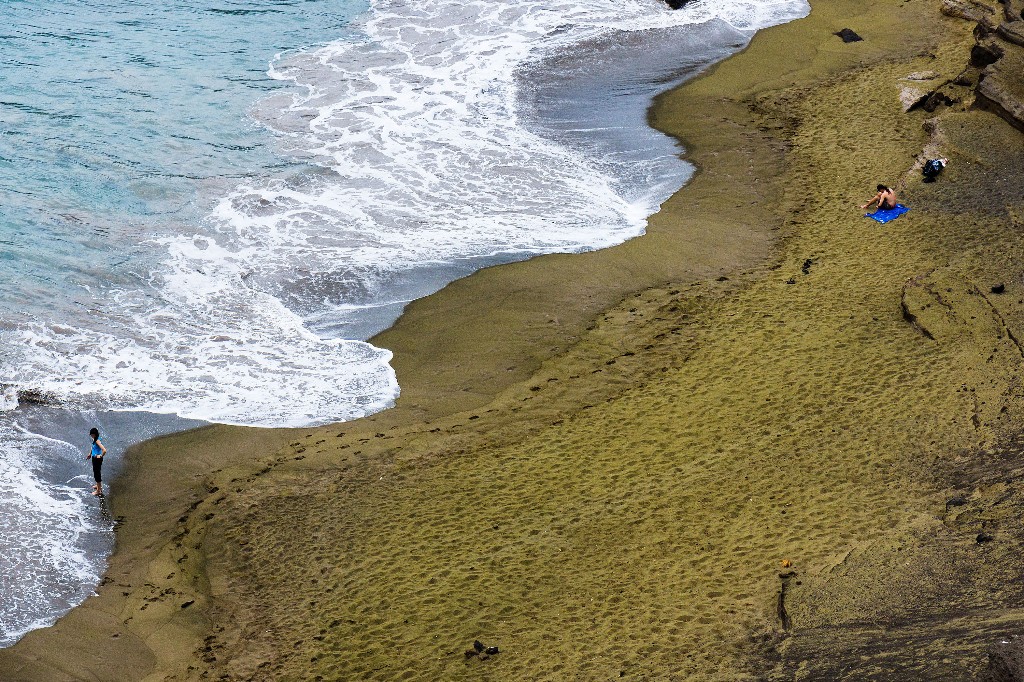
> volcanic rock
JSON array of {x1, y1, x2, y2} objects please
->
[{"x1": 834, "y1": 28, "x2": 862, "y2": 42}]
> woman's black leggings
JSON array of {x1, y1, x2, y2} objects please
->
[{"x1": 91, "y1": 456, "x2": 103, "y2": 484}]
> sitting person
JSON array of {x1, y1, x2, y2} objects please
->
[{"x1": 861, "y1": 184, "x2": 897, "y2": 210}]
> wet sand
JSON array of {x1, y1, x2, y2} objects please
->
[{"x1": 4, "y1": 0, "x2": 1024, "y2": 679}]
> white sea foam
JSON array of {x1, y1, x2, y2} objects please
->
[
  {"x1": 0, "y1": 386, "x2": 16, "y2": 412},
  {"x1": 6, "y1": 0, "x2": 807, "y2": 429}
]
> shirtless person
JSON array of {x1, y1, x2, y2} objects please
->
[{"x1": 861, "y1": 184, "x2": 897, "y2": 210}]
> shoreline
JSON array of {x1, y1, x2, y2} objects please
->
[
  {"x1": 0, "y1": 9, "x2": 754, "y2": 650},
  {"x1": 0, "y1": 406, "x2": 206, "y2": 648},
  {"x1": 4, "y1": 0, "x2": 1024, "y2": 678},
  {"x1": 1, "y1": 10, "x2": 789, "y2": 668}
]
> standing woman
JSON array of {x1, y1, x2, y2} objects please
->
[{"x1": 87, "y1": 427, "x2": 106, "y2": 496}]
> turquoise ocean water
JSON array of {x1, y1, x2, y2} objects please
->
[
  {"x1": 0, "y1": 0, "x2": 369, "y2": 645},
  {"x1": 0, "y1": 0, "x2": 807, "y2": 647}
]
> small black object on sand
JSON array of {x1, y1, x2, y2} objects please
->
[
  {"x1": 834, "y1": 28, "x2": 863, "y2": 43},
  {"x1": 922, "y1": 158, "x2": 947, "y2": 183},
  {"x1": 465, "y1": 640, "x2": 501, "y2": 660}
]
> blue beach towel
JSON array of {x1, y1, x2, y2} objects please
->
[{"x1": 865, "y1": 204, "x2": 909, "y2": 223}]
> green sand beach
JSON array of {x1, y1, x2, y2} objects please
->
[{"x1": 5, "y1": 0, "x2": 1024, "y2": 678}]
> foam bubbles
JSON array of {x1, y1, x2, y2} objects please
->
[
  {"x1": 0, "y1": 387, "x2": 16, "y2": 412},
  {"x1": 11, "y1": 279, "x2": 398, "y2": 427}
]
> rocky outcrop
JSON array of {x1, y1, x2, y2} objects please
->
[
  {"x1": 899, "y1": 71, "x2": 963, "y2": 112},
  {"x1": 943, "y1": 0, "x2": 1024, "y2": 131},
  {"x1": 664, "y1": 0, "x2": 691, "y2": 8},
  {"x1": 942, "y1": 0, "x2": 999, "y2": 29},
  {"x1": 976, "y1": 37, "x2": 1024, "y2": 130},
  {"x1": 996, "y1": 20, "x2": 1024, "y2": 45},
  {"x1": 1002, "y1": 0, "x2": 1024, "y2": 21}
]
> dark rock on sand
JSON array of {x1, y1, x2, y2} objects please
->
[
  {"x1": 946, "y1": 495, "x2": 970, "y2": 509},
  {"x1": 992, "y1": 283, "x2": 1006, "y2": 294},
  {"x1": 834, "y1": 28, "x2": 862, "y2": 42},
  {"x1": 13, "y1": 387, "x2": 62, "y2": 406},
  {"x1": 977, "y1": 532, "x2": 996, "y2": 543},
  {"x1": 920, "y1": 90, "x2": 959, "y2": 112},
  {"x1": 465, "y1": 640, "x2": 500, "y2": 660},
  {"x1": 972, "y1": 38, "x2": 1005, "y2": 66}
]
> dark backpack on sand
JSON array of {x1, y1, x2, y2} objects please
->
[{"x1": 922, "y1": 159, "x2": 945, "y2": 182}]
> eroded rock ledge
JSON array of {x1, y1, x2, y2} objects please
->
[{"x1": 944, "y1": 0, "x2": 1024, "y2": 129}]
